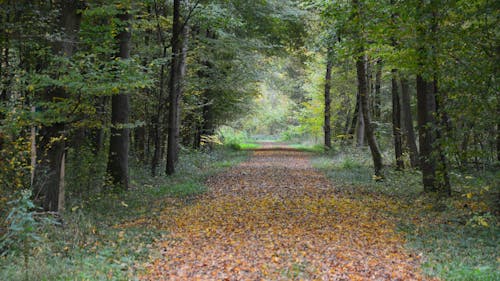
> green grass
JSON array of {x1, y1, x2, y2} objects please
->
[
  {"x1": 0, "y1": 147, "x2": 249, "y2": 281},
  {"x1": 312, "y1": 148, "x2": 500, "y2": 280},
  {"x1": 289, "y1": 144, "x2": 325, "y2": 153},
  {"x1": 238, "y1": 143, "x2": 261, "y2": 150}
]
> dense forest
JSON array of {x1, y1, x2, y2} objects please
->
[{"x1": 0, "y1": 0, "x2": 498, "y2": 280}]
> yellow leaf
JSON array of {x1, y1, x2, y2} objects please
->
[{"x1": 121, "y1": 201, "x2": 128, "y2": 207}]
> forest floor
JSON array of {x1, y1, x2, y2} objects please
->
[{"x1": 138, "y1": 146, "x2": 432, "y2": 280}]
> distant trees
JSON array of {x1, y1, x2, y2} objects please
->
[{"x1": 323, "y1": 52, "x2": 333, "y2": 150}]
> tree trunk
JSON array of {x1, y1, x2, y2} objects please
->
[
  {"x1": 151, "y1": 46, "x2": 168, "y2": 176},
  {"x1": 134, "y1": 126, "x2": 146, "y2": 162},
  {"x1": 107, "y1": 11, "x2": 132, "y2": 190},
  {"x1": 352, "y1": 0, "x2": 383, "y2": 176},
  {"x1": 166, "y1": 0, "x2": 189, "y2": 175},
  {"x1": 400, "y1": 76, "x2": 419, "y2": 168},
  {"x1": 324, "y1": 53, "x2": 333, "y2": 149},
  {"x1": 374, "y1": 59, "x2": 382, "y2": 119},
  {"x1": 416, "y1": 75, "x2": 437, "y2": 191},
  {"x1": 391, "y1": 69, "x2": 403, "y2": 170},
  {"x1": 416, "y1": 0, "x2": 450, "y2": 195},
  {"x1": 348, "y1": 93, "x2": 359, "y2": 138},
  {"x1": 356, "y1": 97, "x2": 365, "y2": 147},
  {"x1": 32, "y1": 0, "x2": 82, "y2": 211},
  {"x1": 357, "y1": 54, "x2": 383, "y2": 177}
]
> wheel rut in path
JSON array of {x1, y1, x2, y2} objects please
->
[{"x1": 141, "y1": 149, "x2": 430, "y2": 280}]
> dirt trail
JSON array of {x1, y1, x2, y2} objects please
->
[{"x1": 141, "y1": 149, "x2": 429, "y2": 280}]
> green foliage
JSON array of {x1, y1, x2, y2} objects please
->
[
  {"x1": 217, "y1": 126, "x2": 255, "y2": 150},
  {"x1": 0, "y1": 190, "x2": 58, "y2": 280},
  {"x1": 0, "y1": 148, "x2": 248, "y2": 280},
  {"x1": 1, "y1": 191, "x2": 40, "y2": 258}
]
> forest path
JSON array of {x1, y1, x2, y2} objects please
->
[{"x1": 141, "y1": 148, "x2": 429, "y2": 280}]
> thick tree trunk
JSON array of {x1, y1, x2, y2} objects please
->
[
  {"x1": 107, "y1": 12, "x2": 132, "y2": 189},
  {"x1": 32, "y1": 0, "x2": 82, "y2": 211},
  {"x1": 324, "y1": 54, "x2": 333, "y2": 149},
  {"x1": 391, "y1": 69, "x2": 403, "y2": 170},
  {"x1": 416, "y1": 75, "x2": 437, "y2": 191},
  {"x1": 416, "y1": 0, "x2": 450, "y2": 195},
  {"x1": 400, "y1": 76, "x2": 420, "y2": 168},
  {"x1": 357, "y1": 54, "x2": 383, "y2": 177},
  {"x1": 166, "y1": 0, "x2": 189, "y2": 175},
  {"x1": 33, "y1": 123, "x2": 66, "y2": 211}
]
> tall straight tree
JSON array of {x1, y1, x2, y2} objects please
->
[
  {"x1": 391, "y1": 69, "x2": 403, "y2": 170},
  {"x1": 400, "y1": 76, "x2": 419, "y2": 168},
  {"x1": 323, "y1": 50, "x2": 333, "y2": 149},
  {"x1": 166, "y1": 0, "x2": 189, "y2": 175},
  {"x1": 107, "y1": 10, "x2": 132, "y2": 190},
  {"x1": 352, "y1": 0, "x2": 383, "y2": 177},
  {"x1": 32, "y1": 0, "x2": 83, "y2": 211},
  {"x1": 415, "y1": 0, "x2": 450, "y2": 195}
]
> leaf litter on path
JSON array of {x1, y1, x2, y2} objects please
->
[{"x1": 139, "y1": 150, "x2": 433, "y2": 280}]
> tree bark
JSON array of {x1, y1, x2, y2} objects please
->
[
  {"x1": 32, "y1": 0, "x2": 82, "y2": 211},
  {"x1": 352, "y1": 0, "x2": 383, "y2": 177},
  {"x1": 400, "y1": 76, "x2": 420, "y2": 168},
  {"x1": 357, "y1": 54, "x2": 383, "y2": 177},
  {"x1": 416, "y1": 75, "x2": 437, "y2": 190},
  {"x1": 374, "y1": 59, "x2": 382, "y2": 119},
  {"x1": 416, "y1": 0, "x2": 450, "y2": 195},
  {"x1": 166, "y1": 0, "x2": 189, "y2": 175},
  {"x1": 107, "y1": 11, "x2": 132, "y2": 189},
  {"x1": 356, "y1": 96, "x2": 365, "y2": 147},
  {"x1": 348, "y1": 93, "x2": 359, "y2": 138},
  {"x1": 324, "y1": 53, "x2": 333, "y2": 149},
  {"x1": 391, "y1": 69, "x2": 403, "y2": 170}
]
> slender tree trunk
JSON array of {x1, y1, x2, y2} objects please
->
[
  {"x1": 107, "y1": 11, "x2": 132, "y2": 189},
  {"x1": 32, "y1": 0, "x2": 82, "y2": 211},
  {"x1": 135, "y1": 126, "x2": 146, "y2": 162},
  {"x1": 357, "y1": 54, "x2": 383, "y2": 177},
  {"x1": 434, "y1": 79, "x2": 451, "y2": 193},
  {"x1": 391, "y1": 69, "x2": 404, "y2": 170},
  {"x1": 348, "y1": 93, "x2": 359, "y2": 138},
  {"x1": 374, "y1": 59, "x2": 382, "y2": 119},
  {"x1": 324, "y1": 53, "x2": 333, "y2": 149},
  {"x1": 356, "y1": 97, "x2": 365, "y2": 147},
  {"x1": 166, "y1": 0, "x2": 189, "y2": 175},
  {"x1": 353, "y1": 0, "x2": 383, "y2": 177},
  {"x1": 151, "y1": 47, "x2": 167, "y2": 176},
  {"x1": 400, "y1": 76, "x2": 419, "y2": 168}
]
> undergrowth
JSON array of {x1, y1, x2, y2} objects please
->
[
  {"x1": 0, "y1": 147, "x2": 248, "y2": 281},
  {"x1": 313, "y1": 147, "x2": 500, "y2": 281}
]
